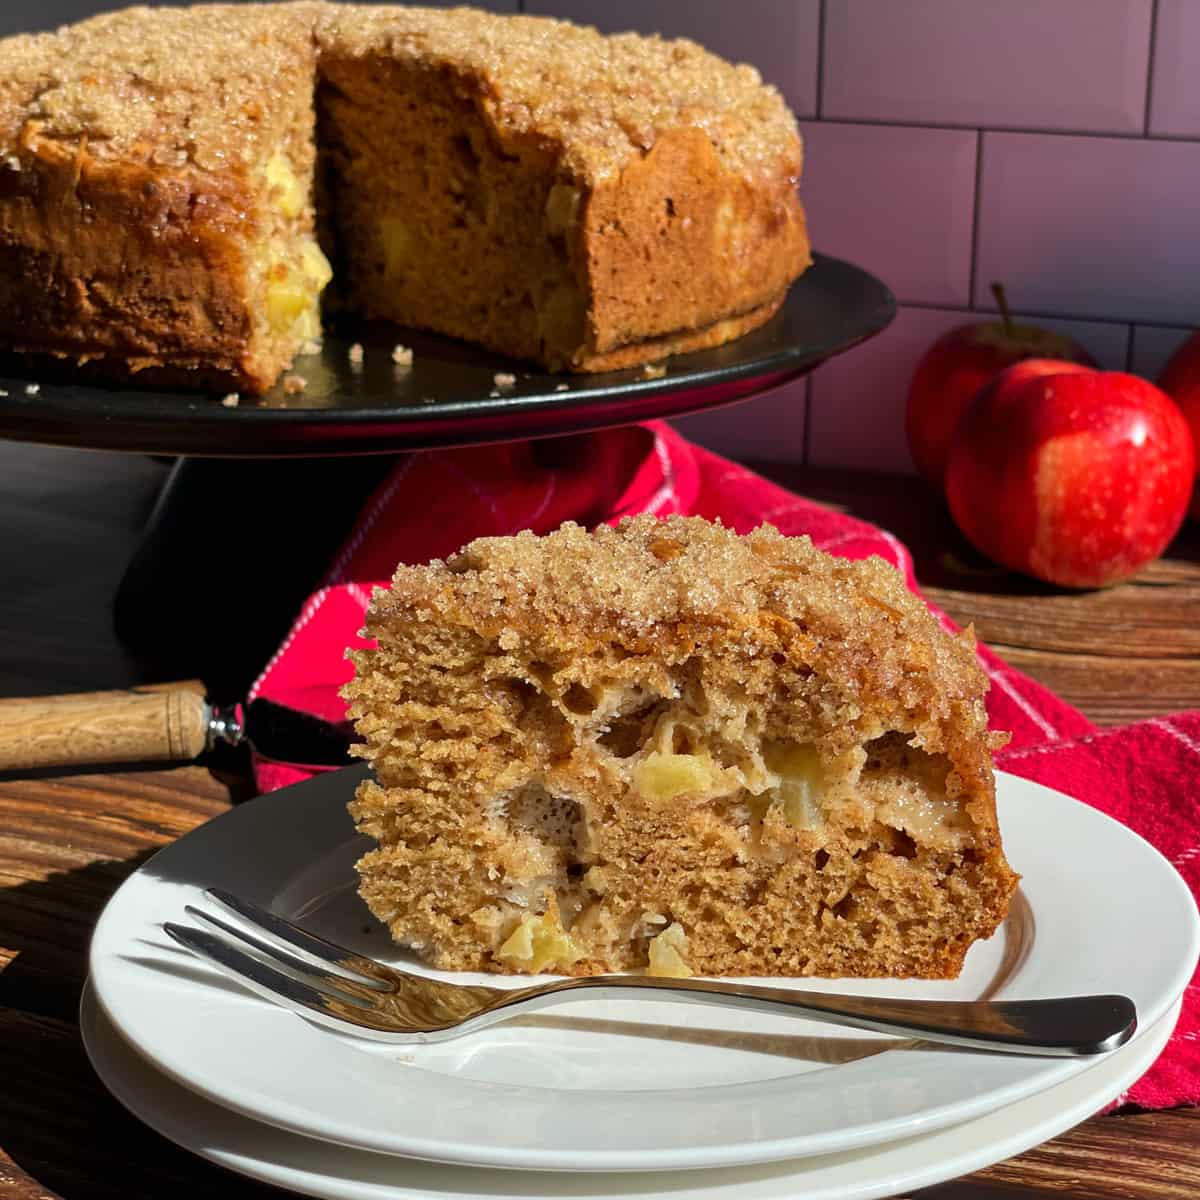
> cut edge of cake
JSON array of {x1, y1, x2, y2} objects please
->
[{"x1": 343, "y1": 516, "x2": 1019, "y2": 982}]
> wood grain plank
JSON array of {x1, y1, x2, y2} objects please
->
[
  {"x1": 925, "y1": 580, "x2": 1200, "y2": 661},
  {"x1": 0, "y1": 1006, "x2": 282, "y2": 1200},
  {"x1": 986, "y1": 647, "x2": 1200, "y2": 728},
  {"x1": 0, "y1": 768, "x2": 230, "y2": 1019}
]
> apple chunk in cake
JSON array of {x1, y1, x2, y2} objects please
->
[{"x1": 343, "y1": 516, "x2": 1018, "y2": 979}]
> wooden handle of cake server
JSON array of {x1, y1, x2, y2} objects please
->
[{"x1": 0, "y1": 685, "x2": 212, "y2": 771}]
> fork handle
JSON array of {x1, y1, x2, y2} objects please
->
[{"x1": 516, "y1": 976, "x2": 1137, "y2": 1057}]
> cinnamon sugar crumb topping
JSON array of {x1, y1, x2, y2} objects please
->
[{"x1": 0, "y1": 4, "x2": 800, "y2": 184}]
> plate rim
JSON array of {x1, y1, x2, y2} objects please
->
[
  {"x1": 87, "y1": 767, "x2": 1200, "y2": 1173},
  {"x1": 79, "y1": 981, "x2": 1182, "y2": 1200},
  {"x1": 0, "y1": 254, "x2": 895, "y2": 457}
]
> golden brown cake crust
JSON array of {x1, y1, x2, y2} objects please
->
[
  {"x1": 0, "y1": 3, "x2": 810, "y2": 392},
  {"x1": 345, "y1": 517, "x2": 1018, "y2": 981},
  {"x1": 313, "y1": 4, "x2": 802, "y2": 184},
  {"x1": 0, "y1": 4, "x2": 322, "y2": 391}
]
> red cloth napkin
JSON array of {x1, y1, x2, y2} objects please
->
[{"x1": 250, "y1": 421, "x2": 1200, "y2": 1109}]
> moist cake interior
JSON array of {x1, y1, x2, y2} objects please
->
[
  {"x1": 317, "y1": 56, "x2": 588, "y2": 369},
  {"x1": 345, "y1": 517, "x2": 1017, "y2": 980}
]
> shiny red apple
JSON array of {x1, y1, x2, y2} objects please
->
[
  {"x1": 945, "y1": 361, "x2": 1194, "y2": 588},
  {"x1": 1157, "y1": 331, "x2": 1200, "y2": 521},
  {"x1": 906, "y1": 286, "x2": 1094, "y2": 486}
]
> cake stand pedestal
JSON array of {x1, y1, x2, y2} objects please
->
[{"x1": 0, "y1": 254, "x2": 895, "y2": 697}]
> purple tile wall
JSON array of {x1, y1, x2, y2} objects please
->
[
  {"x1": 807, "y1": 309, "x2": 1131, "y2": 473},
  {"x1": 797, "y1": 123, "x2": 977, "y2": 307},
  {"x1": 525, "y1": 0, "x2": 821, "y2": 116},
  {"x1": 1150, "y1": 0, "x2": 1200, "y2": 136},
  {"x1": 975, "y1": 133, "x2": 1200, "y2": 326},
  {"x1": 822, "y1": 0, "x2": 1153, "y2": 134}
]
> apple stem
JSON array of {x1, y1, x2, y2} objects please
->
[{"x1": 991, "y1": 282, "x2": 1015, "y2": 338}]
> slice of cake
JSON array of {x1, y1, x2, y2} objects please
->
[
  {"x1": 0, "y1": 3, "x2": 810, "y2": 394},
  {"x1": 344, "y1": 517, "x2": 1018, "y2": 980},
  {"x1": 0, "y1": 4, "x2": 332, "y2": 393}
]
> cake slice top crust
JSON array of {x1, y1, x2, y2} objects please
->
[
  {"x1": 364, "y1": 516, "x2": 997, "y2": 766},
  {"x1": 0, "y1": 4, "x2": 319, "y2": 174},
  {"x1": 0, "y1": 3, "x2": 801, "y2": 185}
]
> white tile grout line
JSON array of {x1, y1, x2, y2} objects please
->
[
  {"x1": 967, "y1": 128, "x2": 984, "y2": 310},
  {"x1": 899, "y1": 299, "x2": 1188, "y2": 333},
  {"x1": 1144, "y1": 0, "x2": 1160, "y2": 137},
  {"x1": 800, "y1": 113, "x2": 1200, "y2": 144},
  {"x1": 814, "y1": 0, "x2": 827, "y2": 120}
]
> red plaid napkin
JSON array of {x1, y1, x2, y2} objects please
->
[{"x1": 250, "y1": 420, "x2": 1200, "y2": 1109}]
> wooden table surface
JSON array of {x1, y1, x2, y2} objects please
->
[{"x1": 2, "y1": 440, "x2": 1199, "y2": 1199}]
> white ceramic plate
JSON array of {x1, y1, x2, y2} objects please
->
[
  {"x1": 88, "y1": 766, "x2": 1199, "y2": 1173},
  {"x1": 81, "y1": 982, "x2": 1180, "y2": 1200}
]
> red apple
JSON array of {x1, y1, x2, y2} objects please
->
[
  {"x1": 945, "y1": 361, "x2": 1194, "y2": 588},
  {"x1": 1157, "y1": 331, "x2": 1200, "y2": 521},
  {"x1": 906, "y1": 286, "x2": 1094, "y2": 486}
]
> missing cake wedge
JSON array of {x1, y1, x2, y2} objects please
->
[{"x1": 343, "y1": 516, "x2": 1018, "y2": 980}]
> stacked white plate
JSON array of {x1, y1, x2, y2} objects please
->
[{"x1": 86, "y1": 767, "x2": 1199, "y2": 1200}]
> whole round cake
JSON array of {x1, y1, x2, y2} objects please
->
[{"x1": 0, "y1": 3, "x2": 812, "y2": 394}]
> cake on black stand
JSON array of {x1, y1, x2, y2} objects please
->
[{"x1": 0, "y1": 254, "x2": 894, "y2": 698}]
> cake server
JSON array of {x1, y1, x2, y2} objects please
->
[
  {"x1": 165, "y1": 887, "x2": 1139, "y2": 1057},
  {"x1": 0, "y1": 686, "x2": 355, "y2": 772}
]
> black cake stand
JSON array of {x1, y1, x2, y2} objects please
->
[{"x1": 0, "y1": 254, "x2": 895, "y2": 695}]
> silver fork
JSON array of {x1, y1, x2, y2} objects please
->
[{"x1": 164, "y1": 888, "x2": 1137, "y2": 1057}]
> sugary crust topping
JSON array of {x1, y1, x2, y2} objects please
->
[
  {"x1": 315, "y1": 4, "x2": 802, "y2": 182},
  {"x1": 0, "y1": 5, "x2": 319, "y2": 173},
  {"x1": 370, "y1": 515, "x2": 991, "y2": 745},
  {"x1": 0, "y1": 3, "x2": 801, "y2": 183}
]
